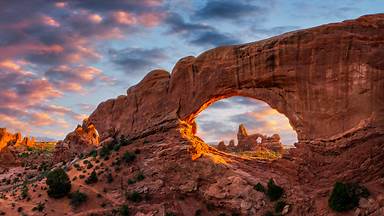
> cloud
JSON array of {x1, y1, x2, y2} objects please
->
[
  {"x1": 109, "y1": 47, "x2": 168, "y2": 74},
  {"x1": 165, "y1": 13, "x2": 240, "y2": 47},
  {"x1": 190, "y1": 31, "x2": 239, "y2": 47},
  {"x1": 195, "y1": 0, "x2": 268, "y2": 21},
  {"x1": 45, "y1": 65, "x2": 113, "y2": 92}
]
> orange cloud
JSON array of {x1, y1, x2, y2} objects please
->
[
  {"x1": 138, "y1": 12, "x2": 166, "y2": 27},
  {"x1": 112, "y1": 11, "x2": 137, "y2": 25},
  {"x1": 88, "y1": 14, "x2": 103, "y2": 23},
  {"x1": 41, "y1": 15, "x2": 60, "y2": 27}
]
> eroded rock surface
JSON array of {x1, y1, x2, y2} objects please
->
[
  {"x1": 87, "y1": 14, "x2": 384, "y2": 144},
  {"x1": 53, "y1": 120, "x2": 99, "y2": 163},
  {"x1": 1, "y1": 14, "x2": 383, "y2": 216}
]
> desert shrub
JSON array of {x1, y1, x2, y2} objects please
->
[
  {"x1": 194, "y1": 209, "x2": 202, "y2": 216},
  {"x1": 266, "y1": 179, "x2": 283, "y2": 201},
  {"x1": 32, "y1": 202, "x2": 45, "y2": 212},
  {"x1": 123, "y1": 151, "x2": 136, "y2": 163},
  {"x1": 165, "y1": 212, "x2": 176, "y2": 216},
  {"x1": 99, "y1": 145, "x2": 111, "y2": 158},
  {"x1": 88, "y1": 149, "x2": 97, "y2": 157},
  {"x1": 85, "y1": 170, "x2": 98, "y2": 184},
  {"x1": 87, "y1": 163, "x2": 93, "y2": 169},
  {"x1": 119, "y1": 205, "x2": 130, "y2": 216},
  {"x1": 254, "y1": 183, "x2": 265, "y2": 193},
  {"x1": 135, "y1": 172, "x2": 145, "y2": 181},
  {"x1": 127, "y1": 191, "x2": 142, "y2": 202},
  {"x1": 69, "y1": 190, "x2": 88, "y2": 207},
  {"x1": 328, "y1": 182, "x2": 370, "y2": 212},
  {"x1": 106, "y1": 173, "x2": 113, "y2": 183},
  {"x1": 128, "y1": 179, "x2": 136, "y2": 185},
  {"x1": 113, "y1": 143, "x2": 121, "y2": 151},
  {"x1": 120, "y1": 135, "x2": 131, "y2": 146},
  {"x1": 20, "y1": 183, "x2": 29, "y2": 199},
  {"x1": 46, "y1": 168, "x2": 71, "y2": 198},
  {"x1": 274, "y1": 200, "x2": 287, "y2": 213},
  {"x1": 38, "y1": 162, "x2": 50, "y2": 172}
]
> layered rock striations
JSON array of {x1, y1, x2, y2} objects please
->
[
  {"x1": 32, "y1": 14, "x2": 384, "y2": 215},
  {"x1": 86, "y1": 14, "x2": 384, "y2": 145}
]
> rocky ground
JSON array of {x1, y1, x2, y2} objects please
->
[{"x1": 0, "y1": 127, "x2": 383, "y2": 216}]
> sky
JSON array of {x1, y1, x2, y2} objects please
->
[
  {"x1": 195, "y1": 96, "x2": 297, "y2": 145},
  {"x1": 0, "y1": 0, "x2": 383, "y2": 140}
]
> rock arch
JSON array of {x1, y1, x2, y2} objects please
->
[{"x1": 86, "y1": 14, "x2": 384, "y2": 148}]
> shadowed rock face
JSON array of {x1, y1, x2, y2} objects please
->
[{"x1": 86, "y1": 14, "x2": 384, "y2": 146}]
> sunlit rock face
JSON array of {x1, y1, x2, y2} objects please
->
[
  {"x1": 237, "y1": 124, "x2": 283, "y2": 153},
  {"x1": 0, "y1": 128, "x2": 36, "y2": 151},
  {"x1": 216, "y1": 124, "x2": 284, "y2": 154},
  {"x1": 86, "y1": 14, "x2": 384, "y2": 147},
  {"x1": 53, "y1": 120, "x2": 99, "y2": 163}
]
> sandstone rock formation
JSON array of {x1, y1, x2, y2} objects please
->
[
  {"x1": 0, "y1": 128, "x2": 22, "y2": 151},
  {"x1": 217, "y1": 124, "x2": 284, "y2": 153},
  {"x1": 0, "y1": 128, "x2": 37, "y2": 151},
  {"x1": 1, "y1": 14, "x2": 383, "y2": 216},
  {"x1": 53, "y1": 119, "x2": 100, "y2": 163},
  {"x1": 73, "y1": 14, "x2": 383, "y2": 215},
  {"x1": 86, "y1": 14, "x2": 384, "y2": 146}
]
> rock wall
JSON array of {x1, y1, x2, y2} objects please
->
[{"x1": 86, "y1": 14, "x2": 384, "y2": 148}]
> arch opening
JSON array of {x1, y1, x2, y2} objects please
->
[{"x1": 179, "y1": 96, "x2": 298, "y2": 162}]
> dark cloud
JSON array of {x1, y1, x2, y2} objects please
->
[
  {"x1": 195, "y1": 0, "x2": 267, "y2": 20},
  {"x1": 190, "y1": 31, "x2": 239, "y2": 47},
  {"x1": 109, "y1": 47, "x2": 168, "y2": 74},
  {"x1": 165, "y1": 13, "x2": 240, "y2": 47}
]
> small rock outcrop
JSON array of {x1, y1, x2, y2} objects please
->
[
  {"x1": 53, "y1": 120, "x2": 100, "y2": 163},
  {"x1": 216, "y1": 124, "x2": 284, "y2": 153},
  {"x1": 0, "y1": 128, "x2": 38, "y2": 150}
]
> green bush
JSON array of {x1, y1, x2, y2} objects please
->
[
  {"x1": 123, "y1": 151, "x2": 136, "y2": 163},
  {"x1": 20, "y1": 183, "x2": 29, "y2": 199},
  {"x1": 328, "y1": 182, "x2": 370, "y2": 212},
  {"x1": 106, "y1": 173, "x2": 113, "y2": 183},
  {"x1": 135, "y1": 172, "x2": 145, "y2": 181},
  {"x1": 127, "y1": 191, "x2": 142, "y2": 202},
  {"x1": 99, "y1": 145, "x2": 111, "y2": 158},
  {"x1": 119, "y1": 205, "x2": 130, "y2": 216},
  {"x1": 85, "y1": 170, "x2": 98, "y2": 184},
  {"x1": 266, "y1": 179, "x2": 283, "y2": 201},
  {"x1": 254, "y1": 183, "x2": 265, "y2": 193},
  {"x1": 274, "y1": 200, "x2": 287, "y2": 213},
  {"x1": 69, "y1": 190, "x2": 88, "y2": 207},
  {"x1": 32, "y1": 202, "x2": 45, "y2": 212},
  {"x1": 46, "y1": 168, "x2": 71, "y2": 198},
  {"x1": 120, "y1": 135, "x2": 131, "y2": 146},
  {"x1": 88, "y1": 149, "x2": 97, "y2": 157}
]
